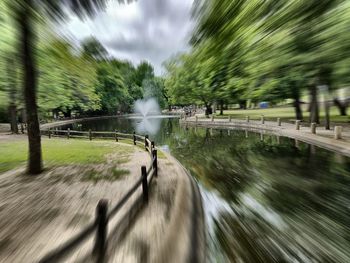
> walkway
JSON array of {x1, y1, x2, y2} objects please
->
[{"x1": 0, "y1": 135, "x2": 204, "y2": 262}]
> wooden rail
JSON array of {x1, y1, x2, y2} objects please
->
[{"x1": 38, "y1": 129, "x2": 158, "y2": 262}]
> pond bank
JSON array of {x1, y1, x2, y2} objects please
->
[
  {"x1": 181, "y1": 116, "x2": 350, "y2": 157},
  {"x1": 109, "y1": 150, "x2": 205, "y2": 263},
  {"x1": 0, "y1": 135, "x2": 204, "y2": 262}
]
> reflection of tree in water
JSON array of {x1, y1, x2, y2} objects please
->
[
  {"x1": 169, "y1": 128, "x2": 350, "y2": 262},
  {"x1": 214, "y1": 201, "x2": 350, "y2": 262},
  {"x1": 168, "y1": 128, "x2": 260, "y2": 203},
  {"x1": 214, "y1": 210, "x2": 291, "y2": 262}
]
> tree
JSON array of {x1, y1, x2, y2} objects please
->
[
  {"x1": 6, "y1": 56, "x2": 19, "y2": 133},
  {"x1": 111, "y1": 59, "x2": 144, "y2": 101},
  {"x1": 170, "y1": 0, "x2": 349, "y2": 124},
  {"x1": 10, "y1": 0, "x2": 129, "y2": 174},
  {"x1": 164, "y1": 51, "x2": 217, "y2": 116},
  {"x1": 142, "y1": 77, "x2": 167, "y2": 109},
  {"x1": 95, "y1": 63, "x2": 132, "y2": 114},
  {"x1": 0, "y1": 2, "x2": 20, "y2": 132},
  {"x1": 81, "y1": 36, "x2": 108, "y2": 61},
  {"x1": 38, "y1": 38, "x2": 100, "y2": 116},
  {"x1": 134, "y1": 61, "x2": 154, "y2": 87}
]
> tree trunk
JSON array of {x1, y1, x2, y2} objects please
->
[
  {"x1": 205, "y1": 104, "x2": 212, "y2": 117},
  {"x1": 19, "y1": 0, "x2": 42, "y2": 174},
  {"x1": 333, "y1": 98, "x2": 347, "y2": 116},
  {"x1": 9, "y1": 105, "x2": 18, "y2": 133},
  {"x1": 309, "y1": 85, "x2": 320, "y2": 124},
  {"x1": 293, "y1": 91, "x2": 303, "y2": 121},
  {"x1": 219, "y1": 100, "x2": 223, "y2": 115},
  {"x1": 239, "y1": 100, "x2": 247, "y2": 109},
  {"x1": 63, "y1": 109, "x2": 72, "y2": 118},
  {"x1": 325, "y1": 101, "x2": 330, "y2": 130}
]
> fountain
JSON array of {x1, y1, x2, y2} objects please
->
[
  {"x1": 133, "y1": 98, "x2": 162, "y2": 135},
  {"x1": 133, "y1": 98, "x2": 161, "y2": 117}
]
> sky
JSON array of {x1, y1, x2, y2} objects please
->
[{"x1": 61, "y1": 0, "x2": 194, "y2": 75}]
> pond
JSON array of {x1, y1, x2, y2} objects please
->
[{"x1": 60, "y1": 116, "x2": 350, "y2": 262}]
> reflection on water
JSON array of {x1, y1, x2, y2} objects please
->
[
  {"x1": 169, "y1": 127, "x2": 350, "y2": 262},
  {"x1": 60, "y1": 117, "x2": 350, "y2": 262},
  {"x1": 133, "y1": 116, "x2": 161, "y2": 135}
]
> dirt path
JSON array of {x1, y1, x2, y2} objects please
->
[
  {"x1": 104, "y1": 152, "x2": 206, "y2": 263},
  {"x1": 0, "y1": 135, "x2": 205, "y2": 262},
  {"x1": 0, "y1": 143, "x2": 150, "y2": 263}
]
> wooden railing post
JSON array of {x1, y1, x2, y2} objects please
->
[
  {"x1": 115, "y1": 130, "x2": 118, "y2": 142},
  {"x1": 311, "y1": 123, "x2": 317, "y2": 134},
  {"x1": 141, "y1": 166, "x2": 148, "y2": 203},
  {"x1": 133, "y1": 132, "x2": 136, "y2": 145},
  {"x1": 144, "y1": 135, "x2": 149, "y2": 150},
  {"x1": 48, "y1": 129, "x2": 51, "y2": 139},
  {"x1": 152, "y1": 149, "x2": 158, "y2": 177},
  {"x1": 89, "y1": 129, "x2": 92, "y2": 141},
  {"x1": 295, "y1": 120, "x2": 301, "y2": 130},
  {"x1": 334, "y1": 126, "x2": 342, "y2": 140},
  {"x1": 93, "y1": 199, "x2": 108, "y2": 261},
  {"x1": 261, "y1": 115, "x2": 265, "y2": 124},
  {"x1": 67, "y1": 128, "x2": 70, "y2": 139},
  {"x1": 20, "y1": 123, "x2": 24, "y2": 134},
  {"x1": 277, "y1": 118, "x2": 281, "y2": 126}
]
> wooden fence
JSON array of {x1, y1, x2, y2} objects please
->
[{"x1": 38, "y1": 129, "x2": 158, "y2": 263}]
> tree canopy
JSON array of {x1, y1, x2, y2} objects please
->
[{"x1": 164, "y1": 0, "x2": 350, "y2": 119}]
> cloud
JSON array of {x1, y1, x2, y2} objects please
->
[{"x1": 60, "y1": 0, "x2": 194, "y2": 75}]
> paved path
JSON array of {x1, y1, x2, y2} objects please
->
[{"x1": 181, "y1": 115, "x2": 350, "y2": 157}]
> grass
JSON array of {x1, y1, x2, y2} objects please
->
[
  {"x1": 0, "y1": 138, "x2": 133, "y2": 173},
  {"x1": 82, "y1": 167, "x2": 130, "y2": 183},
  {"x1": 157, "y1": 150, "x2": 167, "y2": 159},
  {"x1": 211, "y1": 106, "x2": 350, "y2": 123},
  {"x1": 111, "y1": 168, "x2": 130, "y2": 178}
]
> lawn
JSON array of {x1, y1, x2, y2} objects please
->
[
  {"x1": 0, "y1": 138, "x2": 133, "y2": 173},
  {"x1": 212, "y1": 106, "x2": 349, "y2": 123}
]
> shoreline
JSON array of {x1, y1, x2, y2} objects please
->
[
  {"x1": 1, "y1": 113, "x2": 181, "y2": 134},
  {"x1": 41, "y1": 113, "x2": 181, "y2": 129},
  {"x1": 180, "y1": 117, "x2": 350, "y2": 158},
  {"x1": 158, "y1": 151, "x2": 206, "y2": 262}
]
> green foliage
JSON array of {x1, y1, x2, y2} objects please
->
[
  {"x1": 134, "y1": 61, "x2": 154, "y2": 87},
  {"x1": 95, "y1": 63, "x2": 132, "y2": 114},
  {"x1": 81, "y1": 36, "x2": 108, "y2": 61},
  {"x1": 0, "y1": 1, "x2": 170, "y2": 124},
  {"x1": 165, "y1": 0, "x2": 350, "y2": 118},
  {"x1": 142, "y1": 77, "x2": 167, "y2": 109},
  {"x1": 0, "y1": 31, "x2": 168, "y2": 120},
  {"x1": 38, "y1": 39, "x2": 100, "y2": 114}
]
